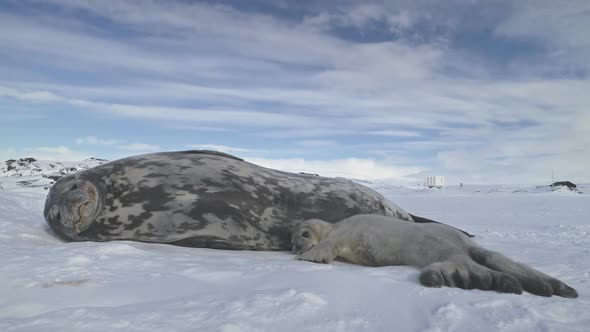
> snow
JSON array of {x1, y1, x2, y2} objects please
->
[
  {"x1": 0, "y1": 173, "x2": 589, "y2": 331},
  {"x1": 0, "y1": 158, "x2": 106, "y2": 191}
]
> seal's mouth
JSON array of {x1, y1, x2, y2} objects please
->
[
  {"x1": 292, "y1": 243, "x2": 314, "y2": 255},
  {"x1": 291, "y1": 227, "x2": 317, "y2": 255},
  {"x1": 44, "y1": 175, "x2": 103, "y2": 240}
]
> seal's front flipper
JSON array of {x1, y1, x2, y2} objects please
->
[{"x1": 297, "y1": 240, "x2": 338, "y2": 264}]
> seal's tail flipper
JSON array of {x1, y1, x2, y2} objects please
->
[
  {"x1": 469, "y1": 246, "x2": 578, "y2": 298},
  {"x1": 418, "y1": 261, "x2": 523, "y2": 294},
  {"x1": 408, "y1": 213, "x2": 475, "y2": 238}
]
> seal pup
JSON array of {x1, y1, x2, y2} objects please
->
[
  {"x1": 44, "y1": 150, "x2": 468, "y2": 250},
  {"x1": 292, "y1": 214, "x2": 578, "y2": 298}
]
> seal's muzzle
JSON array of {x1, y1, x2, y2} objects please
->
[{"x1": 44, "y1": 174, "x2": 103, "y2": 240}]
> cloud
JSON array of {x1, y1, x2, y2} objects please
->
[
  {"x1": 247, "y1": 157, "x2": 426, "y2": 182},
  {"x1": 0, "y1": 1, "x2": 442, "y2": 89},
  {"x1": 367, "y1": 130, "x2": 422, "y2": 137},
  {"x1": 0, "y1": 86, "x2": 64, "y2": 102},
  {"x1": 2, "y1": 75, "x2": 589, "y2": 183},
  {"x1": 75, "y1": 136, "x2": 160, "y2": 153},
  {"x1": 105, "y1": 103, "x2": 317, "y2": 128},
  {"x1": 118, "y1": 143, "x2": 161, "y2": 152},
  {"x1": 75, "y1": 136, "x2": 120, "y2": 146},
  {"x1": 1, "y1": 1, "x2": 589, "y2": 184},
  {"x1": 294, "y1": 140, "x2": 339, "y2": 148},
  {"x1": 20, "y1": 146, "x2": 92, "y2": 161},
  {"x1": 255, "y1": 128, "x2": 357, "y2": 139},
  {"x1": 494, "y1": 0, "x2": 590, "y2": 72},
  {"x1": 303, "y1": 3, "x2": 416, "y2": 37}
]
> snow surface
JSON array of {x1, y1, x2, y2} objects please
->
[{"x1": 0, "y1": 173, "x2": 589, "y2": 331}]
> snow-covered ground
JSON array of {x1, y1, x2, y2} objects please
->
[{"x1": 0, "y1": 169, "x2": 589, "y2": 331}]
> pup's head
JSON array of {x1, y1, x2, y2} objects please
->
[{"x1": 291, "y1": 219, "x2": 332, "y2": 254}]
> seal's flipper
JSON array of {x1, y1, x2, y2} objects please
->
[
  {"x1": 418, "y1": 260, "x2": 523, "y2": 294},
  {"x1": 409, "y1": 213, "x2": 475, "y2": 238},
  {"x1": 297, "y1": 238, "x2": 338, "y2": 264},
  {"x1": 469, "y1": 246, "x2": 578, "y2": 298}
]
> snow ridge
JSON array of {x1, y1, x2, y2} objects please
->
[{"x1": 0, "y1": 157, "x2": 107, "y2": 190}]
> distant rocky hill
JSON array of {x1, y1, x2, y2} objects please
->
[{"x1": 0, "y1": 157, "x2": 108, "y2": 190}]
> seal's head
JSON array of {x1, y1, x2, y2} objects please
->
[
  {"x1": 44, "y1": 173, "x2": 104, "y2": 240},
  {"x1": 291, "y1": 219, "x2": 332, "y2": 254}
]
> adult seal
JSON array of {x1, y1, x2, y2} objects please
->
[
  {"x1": 44, "y1": 150, "x2": 469, "y2": 250},
  {"x1": 292, "y1": 214, "x2": 578, "y2": 298}
]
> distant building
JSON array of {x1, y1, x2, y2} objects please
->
[{"x1": 425, "y1": 176, "x2": 445, "y2": 189}]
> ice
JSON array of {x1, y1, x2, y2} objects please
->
[{"x1": 0, "y1": 178, "x2": 589, "y2": 331}]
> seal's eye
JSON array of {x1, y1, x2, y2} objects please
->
[
  {"x1": 301, "y1": 230, "x2": 310, "y2": 238},
  {"x1": 70, "y1": 184, "x2": 78, "y2": 191}
]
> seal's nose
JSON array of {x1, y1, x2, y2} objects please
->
[
  {"x1": 44, "y1": 188, "x2": 73, "y2": 241},
  {"x1": 50, "y1": 206, "x2": 61, "y2": 225},
  {"x1": 44, "y1": 189, "x2": 64, "y2": 229},
  {"x1": 43, "y1": 188, "x2": 56, "y2": 221}
]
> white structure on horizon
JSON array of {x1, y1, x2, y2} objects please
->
[{"x1": 425, "y1": 176, "x2": 445, "y2": 189}]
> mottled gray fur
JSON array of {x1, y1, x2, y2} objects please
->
[
  {"x1": 292, "y1": 214, "x2": 578, "y2": 298},
  {"x1": 45, "y1": 150, "x2": 423, "y2": 250}
]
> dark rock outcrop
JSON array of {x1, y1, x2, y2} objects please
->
[{"x1": 551, "y1": 181, "x2": 576, "y2": 189}]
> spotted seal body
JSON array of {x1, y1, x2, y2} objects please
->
[
  {"x1": 292, "y1": 215, "x2": 578, "y2": 298},
  {"x1": 44, "y1": 150, "x2": 445, "y2": 250}
]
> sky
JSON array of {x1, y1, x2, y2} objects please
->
[{"x1": 1, "y1": 0, "x2": 589, "y2": 184}]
